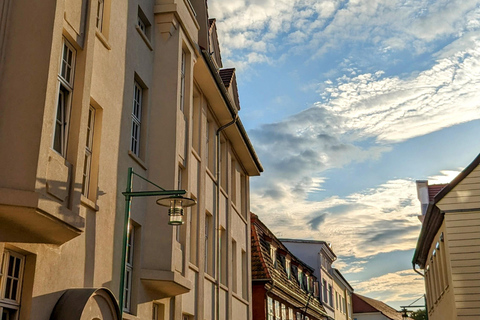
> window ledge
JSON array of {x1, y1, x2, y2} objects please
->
[
  {"x1": 95, "y1": 30, "x2": 111, "y2": 50},
  {"x1": 81, "y1": 195, "x2": 99, "y2": 211},
  {"x1": 128, "y1": 150, "x2": 148, "y2": 170},
  {"x1": 135, "y1": 25, "x2": 153, "y2": 51},
  {"x1": 122, "y1": 312, "x2": 139, "y2": 320},
  {"x1": 232, "y1": 292, "x2": 249, "y2": 306},
  {"x1": 188, "y1": 263, "x2": 199, "y2": 273}
]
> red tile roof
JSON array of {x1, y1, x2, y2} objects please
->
[
  {"x1": 251, "y1": 213, "x2": 327, "y2": 319},
  {"x1": 353, "y1": 293, "x2": 404, "y2": 320},
  {"x1": 427, "y1": 184, "x2": 446, "y2": 202},
  {"x1": 219, "y1": 68, "x2": 235, "y2": 88}
]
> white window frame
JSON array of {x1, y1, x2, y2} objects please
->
[
  {"x1": 267, "y1": 296, "x2": 274, "y2": 320},
  {"x1": 180, "y1": 51, "x2": 186, "y2": 112},
  {"x1": 96, "y1": 0, "x2": 104, "y2": 31},
  {"x1": 53, "y1": 39, "x2": 76, "y2": 157},
  {"x1": 82, "y1": 106, "x2": 95, "y2": 197},
  {"x1": 270, "y1": 246, "x2": 277, "y2": 267},
  {"x1": 0, "y1": 250, "x2": 25, "y2": 320},
  {"x1": 131, "y1": 81, "x2": 142, "y2": 156},
  {"x1": 285, "y1": 258, "x2": 291, "y2": 279},
  {"x1": 123, "y1": 224, "x2": 134, "y2": 313}
]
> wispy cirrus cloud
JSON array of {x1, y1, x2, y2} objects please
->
[
  {"x1": 350, "y1": 270, "x2": 425, "y2": 306},
  {"x1": 253, "y1": 179, "x2": 420, "y2": 258},
  {"x1": 249, "y1": 37, "x2": 480, "y2": 259},
  {"x1": 210, "y1": 0, "x2": 480, "y2": 69}
]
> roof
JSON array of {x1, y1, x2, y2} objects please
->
[
  {"x1": 279, "y1": 238, "x2": 337, "y2": 261},
  {"x1": 353, "y1": 293, "x2": 403, "y2": 320},
  {"x1": 219, "y1": 68, "x2": 235, "y2": 88},
  {"x1": 434, "y1": 152, "x2": 480, "y2": 202},
  {"x1": 413, "y1": 153, "x2": 480, "y2": 268},
  {"x1": 251, "y1": 213, "x2": 327, "y2": 318},
  {"x1": 427, "y1": 184, "x2": 446, "y2": 202},
  {"x1": 333, "y1": 268, "x2": 354, "y2": 292}
]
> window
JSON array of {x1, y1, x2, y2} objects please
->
[
  {"x1": 232, "y1": 239, "x2": 237, "y2": 293},
  {"x1": 189, "y1": 193, "x2": 199, "y2": 265},
  {"x1": 220, "y1": 227, "x2": 227, "y2": 285},
  {"x1": 288, "y1": 308, "x2": 293, "y2": 320},
  {"x1": 274, "y1": 300, "x2": 280, "y2": 320},
  {"x1": 0, "y1": 250, "x2": 25, "y2": 319},
  {"x1": 242, "y1": 250, "x2": 247, "y2": 299},
  {"x1": 130, "y1": 81, "x2": 142, "y2": 156},
  {"x1": 152, "y1": 303, "x2": 159, "y2": 320},
  {"x1": 336, "y1": 292, "x2": 339, "y2": 309},
  {"x1": 137, "y1": 15, "x2": 146, "y2": 34},
  {"x1": 342, "y1": 297, "x2": 346, "y2": 314},
  {"x1": 267, "y1": 297, "x2": 274, "y2": 320},
  {"x1": 82, "y1": 106, "x2": 96, "y2": 197},
  {"x1": 328, "y1": 285, "x2": 333, "y2": 306},
  {"x1": 206, "y1": 117, "x2": 217, "y2": 174},
  {"x1": 270, "y1": 245, "x2": 277, "y2": 268},
  {"x1": 281, "y1": 304, "x2": 286, "y2": 320},
  {"x1": 53, "y1": 39, "x2": 75, "y2": 157},
  {"x1": 96, "y1": 0, "x2": 104, "y2": 31},
  {"x1": 180, "y1": 51, "x2": 186, "y2": 112},
  {"x1": 205, "y1": 212, "x2": 214, "y2": 276},
  {"x1": 123, "y1": 223, "x2": 135, "y2": 312},
  {"x1": 285, "y1": 259, "x2": 291, "y2": 279},
  {"x1": 322, "y1": 280, "x2": 327, "y2": 303}
]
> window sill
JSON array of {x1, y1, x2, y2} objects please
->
[
  {"x1": 232, "y1": 292, "x2": 249, "y2": 306},
  {"x1": 122, "y1": 312, "x2": 139, "y2": 320},
  {"x1": 135, "y1": 25, "x2": 153, "y2": 51},
  {"x1": 95, "y1": 30, "x2": 111, "y2": 50},
  {"x1": 204, "y1": 272, "x2": 215, "y2": 283},
  {"x1": 189, "y1": 263, "x2": 199, "y2": 273},
  {"x1": 128, "y1": 150, "x2": 148, "y2": 170},
  {"x1": 81, "y1": 195, "x2": 99, "y2": 211}
]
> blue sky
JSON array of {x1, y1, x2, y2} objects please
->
[{"x1": 209, "y1": 0, "x2": 480, "y2": 310}]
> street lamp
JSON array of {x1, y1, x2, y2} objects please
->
[
  {"x1": 119, "y1": 168, "x2": 196, "y2": 312},
  {"x1": 156, "y1": 195, "x2": 196, "y2": 225},
  {"x1": 401, "y1": 307, "x2": 409, "y2": 320}
]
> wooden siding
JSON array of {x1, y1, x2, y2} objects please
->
[
  {"x1": 444, "y1": 210, "x2": 480, "y2": 318},
  {"x1": 437, "y1": 167, "x2": 480, "y2": 212}
]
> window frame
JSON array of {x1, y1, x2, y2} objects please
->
[
  {"x1": 82, "y1": 106, "x2": 96, "y2": 197},
  {"x1": 95, "y1": 0, "x2": 105, "y2": 31},
  {"x1": 130, "y1": 81, "x2": 143, "y2": 157},
  {"x1": 53, "y1": 39, "x2": 76, "y2": 157},
  {"x1": 0, "y1": 250, "x2": 25, "y2": 319},
  {"x1": 123, "y1": 224, "x2": 135, "y2": 313}
]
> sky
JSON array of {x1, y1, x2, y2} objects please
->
[{"x1": 208, "y1": 0, "x2": 480, "y2": 311}]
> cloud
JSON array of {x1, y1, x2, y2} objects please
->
[
  {"x1": 351, "y1": 269, "x2": 426, "y2": 308},
  {"x1": 209, "y1": 0, "x2": 480, "y2": 69},
  {"x1": 252, "y1": 179, "x2": 421, "y2": 259},
  {"x1": 249, "y1": 36, "x2": 480, "y2": 211}
]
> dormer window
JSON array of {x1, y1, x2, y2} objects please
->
[
  {"x1": 270, "y1": 245, "x2": 277, "y2": 268},
  {"x1": 286, "y1": 259, "x2": 291, "y2": 279},
  {"x1": 298, "y1": 268, "x2": 303, "y2": 289}
]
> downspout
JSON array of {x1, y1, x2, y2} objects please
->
[
  {"x1": 412, "y1": 263, "x2": 429, "y2": 318},
  {"x1": 216, "y1": 115, "x2": 238, "y2": 320},
  {"x1": 302, "y1": 292, "x2": 313, "y2": 320}
]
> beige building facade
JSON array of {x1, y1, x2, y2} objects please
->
[
  {"x1": 413, "y1": 154, "x2": 480, "y2": 320},
  {"x1": 332, "y1": 269, "x2": 352, "y2": 320},
  {"x1": 0, "y1": 0, "x2": 262, "y2": 319}
]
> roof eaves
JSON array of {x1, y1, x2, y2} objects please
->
[
  {"x1": 201, "y1": 50, "x2": 264, "y2": 174},
  {"x1": 434, "y1": 153, "x2": 480, "y2": 202}
]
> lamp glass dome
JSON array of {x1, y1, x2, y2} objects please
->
[{"x1": 156, "y1": 195, "x2": 196, "y2": 225}]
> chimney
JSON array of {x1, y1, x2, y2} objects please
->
[{"x1": 416, "y1": 180, "x2": 429, "y2": 223}]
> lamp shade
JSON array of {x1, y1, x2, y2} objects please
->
[{"x1": 156, "y1": 195, "x2": 196, "y2": 225}]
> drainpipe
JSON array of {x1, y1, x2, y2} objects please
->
[
  {"x1": 412, "y1": 263, "x2": 429, "y2": 319},
  {"x1": 215, "y1": 115, "x2": 238, "y2": 320}
]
